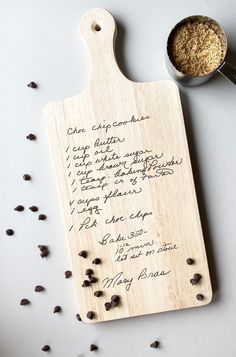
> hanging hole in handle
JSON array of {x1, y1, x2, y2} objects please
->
[{"x1": 93, "y1": 23, "x2": 101, "y2": 32}]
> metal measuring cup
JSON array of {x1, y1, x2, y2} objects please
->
[{"x1": 166, "y1": 15, "x2": 236, "y2": 86}]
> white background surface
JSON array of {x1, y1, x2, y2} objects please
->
[{"x1": 1, "y1": 0, "x2": 236, "y2": 356}]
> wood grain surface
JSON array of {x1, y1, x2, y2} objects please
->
[{"x1": 45, "y1": 8, "x2": 212, "y2": 323}]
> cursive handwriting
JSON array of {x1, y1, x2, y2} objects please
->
[
  {"x1": 77, "y1": 205, "x2": 102, "y2": 215},
  {"x1": 130, "y1": 210, "x2": 153, "y2": 221},
  {"x1": 102, "y1": 266, "x2": 171, "y2": 292},
  {"x1": 103, "y1": 187, "x2": 142, "y2": 204},
  {"x1": 78, "y1": 217, "x2": 97, "y2": 231},
  {"x1": 97, "y1": 160, "x2": 129, "y2": 172},
  {"x1": 137, "y1": 267, "x2": 171, "y2": 280},
  {"x1": 94, "y1": 136, "x2": 125, "y2": 147},
  {"x1": 67, "y1": 127, "x2": 86, "y2": 135},
  {"x1": 99, "y1": 229, "x2": 147, "y2": 246},
  {"x1": 102, "y1": 271, "x2": 133, "y2": 291},
  {"x1": 92, "y1": 115, "x2": 150, "y2": 134}
]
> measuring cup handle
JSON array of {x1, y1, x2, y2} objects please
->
[{"x1": 217, "y1": 61, "x2": 236, "y2": 85}]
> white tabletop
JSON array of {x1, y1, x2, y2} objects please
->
[{"x1": 1, "y1": 0, "x2": 236, "y2": 356}]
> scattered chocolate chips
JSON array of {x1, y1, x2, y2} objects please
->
[
  {"x1": 20, "y1": 298, "x2": 30, "y2": 306},
  {"x1": 6, "y1": 229, "x2": 14, "y2": 236},
  {"x1": 29, "y1": 206, "x2": 38, "y2": 212},
  {"x1": 14, "y1": 205, "x2": 24, "y2": 212},
  {"x1": 27, "y1": 81, "x2": 38, "y2": 89},
  {"x1": 85, "y1": 269, "x2": 93, "y2": 276},
  {"x1": 90, "y1": 344, "x2": 98, "y2": 351},
  {"x1": 79, "y1": 250, "x2": 87, "y2": 258},
  {"x1": 82, "y1": 280, "x2": 90, "y2": 287},
  {"x1": 35, "y1": 285, "x2": 45, "y2": 292},
  {"x1": 92, "y1": 258, "x2": 101, "y2": 265},
  {"x1": 23, "y1": 174, "x2": 31, "y2": 181},
  {"x1": 76, "y1": 313, "x2": 82, "y2": 321},
  {"x1": 88, "y1": 276, "x2": 97, "y2": 284},
  {"x1": 53, "y1": 305, "x2": 62, "y2": 313},
  {"x1": 38, "y1": 214, "x2": 47, "y2": 220},
  {"x1": 26, "y1": 133, "x2": 36, "y2": 140},
  {"x1": 104, "y1": 302, "x2": 112, "y2": 311},
  {"x1": 196, "y1": 293, "x2": 204, "y2": 301},
  {"x1": 186, "y1": 258, "x2": 194, "y2": 265},
  {"x1": 150, "y1": 340, "x2": 160, "y2": 349},
  {"x1": 41, "y1": 345, "x2": 50, "y2": 352},
  {"x1": 65, "y1": 270, "x2": 72, "y2": 279},
  {"x1": 94, "y1": 290, "x2": 103, "y2": 297},
  {"x1": 86, "y1": 311, "x2": 95, "y2": 320}
]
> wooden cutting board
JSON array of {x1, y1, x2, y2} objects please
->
[{"x1": 45, "y1": 8, "x2": 212, "y2": 323}]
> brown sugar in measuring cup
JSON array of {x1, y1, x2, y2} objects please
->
[{"x1": 166, "y1": 15, "x2": 236, "y2": 86}]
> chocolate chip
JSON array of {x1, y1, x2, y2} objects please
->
[
  {"x1": 111, "y1": 295, "x2": 120, "y2": 303},
  {"x1": 111, "y1": 300, "x2": 119, "y2": 307},
  {"x1": 26, "y1": 133, "x2": 36, "y2": 140},
  {"x1": 38, "y1": 245, "x2": 48, "y2": 252},
  {"x1": 41, "y1": 345, "x2": 50, "y2": 352},
  {"x1": 65, "y1": 270, "x2": 72, "y2": 278},
  {"x1": 35, "y1": 285, "x2": 45, "y2": 292},
  {"x1": 85, "y1": 269, "x2": 93, "y2": 276},
  {"x1": 111, "y1": 295, "x2": 120, "y2": 307},
  {"x1": 104, "y1": 302, "x2": 112, "y2": 311},
  {"x1": 78, "y1": 250, "x2": 87, "y2": 258},
  {"x1": 150, "y1": 340, "x2": 159, "y2": 348},
  {"x1": 190, "y1": 273, "x2": 202, "y2": 285},
  {"x1": 53, "y1": 305, "x2": 62, "y2": 313},
  {"x1": 29, "y1": 206, "x2": 38, "y2": 212},
  {"x1": 90, "y1": 344, "x2": 98, "y2": 351},
  {"x1": 14, "y1": 205, "x2": 24, "y2": 212},
  {"x1": 76, "y1": 313, "x2": 82, "y2": 321},
  {"x1": 40, "y1": 250, "x2": 49, "y2": 258},
  {"x1": 82, "y1": 280, "x2": 90, "y2": 287},
  {"x1": 88, "y1": 276, "x2": 97, "y2": 284},
  {"x1": 6, "y1": 229, "x2": 14, "y2": 236},
  {"x1": 196, "y1": 293, "x2": 204, "y2": 301},
  {"x1": 38, "y1": 245, "x2": 49, "y2": 258},
  {"x1": 27, "y1": 81, "x2": 38, "y2": 89},
  {"x1": 186, "y1": 258, "x2": 194, "y2": 265},
  {"x1": 190, "y1": 278, "x2": 198, "y2": 285},
  {"x1": 86, "y1": 311, "x2": 95, "y2": 320},
  {"x1": 20, "y1": 298, "x2": 30, "y2": 305},
  {"x1": 94, "y1": 291, "x2": 102, "y2": 297},
  {"x1": 38, "y1": 214, "x2": 47, "y2": 220},
  {"x1": 92, "y1": 258, "x2": 101, "y2": 265},
  {"x1": 23, "y1": 174, "x2": 31, "y2": 181},
  {"x1": 194, "y1": 273, "x2": 202, "y2": 281}
]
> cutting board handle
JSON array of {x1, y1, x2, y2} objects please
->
[{"x1": 80, "y1": 8, "x2": 123, "y2": 85}]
